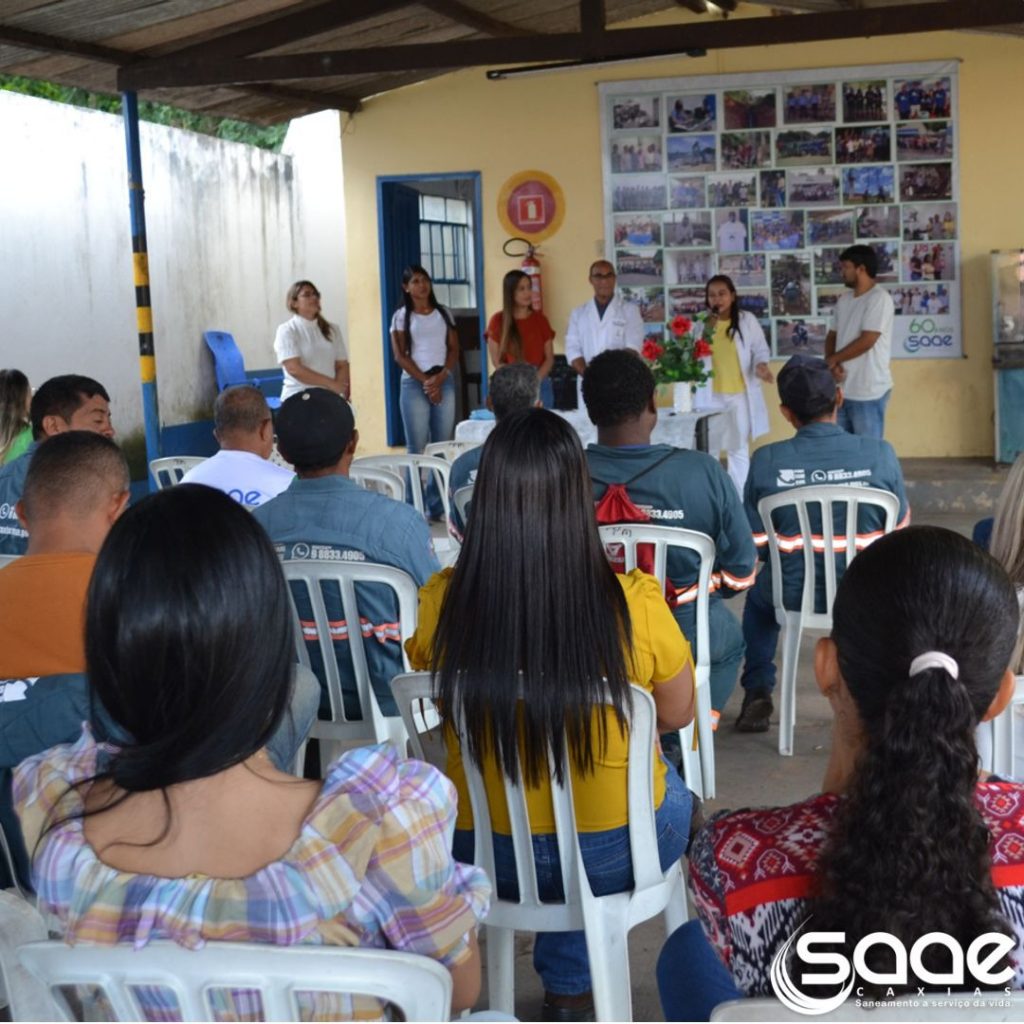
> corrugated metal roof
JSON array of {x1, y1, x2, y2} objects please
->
[{"x1": 0, "y1": 1, "x2": 1020, "y2": 124}]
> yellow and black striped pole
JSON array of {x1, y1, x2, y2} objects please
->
[{"x1": 121, "y1": 91, "x2": 161, "y2": 488}]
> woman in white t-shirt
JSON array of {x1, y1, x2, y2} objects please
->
[
  {"x1": 389, "y1": 265, "x2": 460, "y2": 516},
  {"x1": 273, "y1": 280, "x2": 350, "y2": 403}
]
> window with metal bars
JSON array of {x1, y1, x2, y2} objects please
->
[{"x1": 419, "y1": 195, "x2": 475, "y2": 308}]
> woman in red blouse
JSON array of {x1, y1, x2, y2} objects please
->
[{"x1": 486, "y1": 270, "x2": 556, "y2": 408}]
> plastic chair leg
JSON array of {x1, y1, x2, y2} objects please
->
[
  {"x1": 777, "y1": 621, "x2": 803, "y2": 757},
  {"x1": 662, "y1": 867, "x2": 688, "y2": 937},
  {"x1": 582, "y1": 895, "x2": 635, "y2": 1023},
  {"x1": 484, "y1": 924, "x2": 516, "y2": 1016},
  {"x1": 677, "y1": 723, "x2": 702, "y2": 800},
  {"x1": 694, "y1": 682, "x2": 716, "y2": 800}
]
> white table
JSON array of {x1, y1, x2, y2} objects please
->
[{"x1": 455, "y1": 400, "x2": 731, "y2": 453}]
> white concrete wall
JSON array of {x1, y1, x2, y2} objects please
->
[{"x1": 0, "y1": 92, "x2": 345, "y2": 454}]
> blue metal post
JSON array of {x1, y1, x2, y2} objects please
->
[{"x1": 120, "y1": 90, "x2": 161, "y2": 488}]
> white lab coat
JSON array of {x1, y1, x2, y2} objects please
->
[
  {"x1": 564, "y1": 294, "x2": 644, "y2": 366},
  {"x1": 714, "y1": 309, "x2": 771, "y2": 445}
]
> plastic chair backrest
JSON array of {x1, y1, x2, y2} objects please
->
[
  {"x1": 757, "y1": 484, "x2": 901, "y2": 630},
  {"x1": 712, "y1": 991, "x2": 1024, "y2": 1021},
  {"x1": 18, "y1": 940, "x2": 452, "y2": 1023},
  {"x1": 0, "y1": 891, "x2": 54, "y2": 1021},
  {"x1": 282, "y1": 560, "x2": 418, "y2": 748},
  {"x1": 349, "y1": 466, "x2": 405, "y2": 502},
  {"x1": 453, "y1": 485, "x2": 474, "y2": 524},
  {"x1": 423, "y1": 440, "x2": 480, "y2": 462},
  {"x1": 351, "y1": 455, "x2": 452, "y2": 521},
  {"x1": 391, "y1": 672, "x2": 665, "y2": 920},
  {"x1": 0, "y1": 554, "x2": 19, "y2": 570},
  {"x1": 149, "y1": 456, "x2": 206, "y2": 490},
  {"x1": 203, "y1": 330, "x2": 248, "y2": 391},
  {"x1": 598, "y1": 522, "x2": 716, "y2": 798}
]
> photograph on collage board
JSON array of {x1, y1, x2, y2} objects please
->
[{"x1": 604, "y1": 63, "x2": 960, "y2": 358}]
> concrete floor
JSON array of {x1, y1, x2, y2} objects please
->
[{"x1": 480, "y1": 511, "x2": 980, "y2": 1022}]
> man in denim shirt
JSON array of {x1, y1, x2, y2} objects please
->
[{"x1": 254, "y1": 390, "x2": 438, "y2": 720}]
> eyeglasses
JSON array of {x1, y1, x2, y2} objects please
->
[{"x1": 590, "y1": 272, "x2": 616, "y2": 280}]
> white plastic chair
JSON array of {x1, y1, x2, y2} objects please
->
[
  {"x1": 985, "y1": 673, "x2": 1024, "y2": 778},
  {"x1": 598, "y1": 522, "x2": 717, "y2": 799},
  {"x1": 349, "y1": 465, "x2": 405, "y2": 501},
  {"x1": 712, "y1": 991, "x2": 1024, "y2": 1021},
  {"x1": 757, "y1": 484, "x2": 901, "y2": 756},
  {"x1": 282, "y1": 560, "x2": 418, "y2": 772},
  {"x1": 424, "y1": 439, "x2": 480, "y2": 462},
  {"x1": 18, "y1": 940, "x2": 452, "y2": 1022},
  {"x1": 391, "y1": 672, "x2": 687, "y2": 1023},
  {"x1": 0, "y1": 891, "x2": 55, "y2": 1021},
  {"x1": 149, "y1": 456, "x2": 206, "y2": 490},
  {"x1": 353, "y1": 454, "x2": 458, "y2": 566},
  {"x1": 0, "y1": 554, "x2": 19, "y2": 569}
]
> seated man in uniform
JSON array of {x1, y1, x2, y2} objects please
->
[
  {"x1": 447, "y1": 362, "x2": 540, "y2": 540},
  {"x1": 180, "y1": 385, "x2": 293, "y2": 508},
  {"x1": 0, "y1": 374, "x2": 114, "y2": 555},
  {"x1": 253, "y1": 389, "x2": 439, "y2": 719},
  {"x1": 582, "y1": 349, "x2": 757, "y2": 731},
  {"x1": 736, "y1": 354, "x2": 910, "y2": 733}
]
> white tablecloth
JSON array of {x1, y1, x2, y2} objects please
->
[{"x1": 454, "y1": 400, "x2": 732, "y2": 452}]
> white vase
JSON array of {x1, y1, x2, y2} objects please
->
[{"x1": 672, "y1": 382, "x2": 694, "y2": 414}]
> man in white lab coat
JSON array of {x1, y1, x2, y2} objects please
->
[{"x1": 564, "y1": 260, "x2": 644, "y2": 375}]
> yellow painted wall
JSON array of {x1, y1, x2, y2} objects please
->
[{"x1": 341, "y1": 8, "x2": 1024, "y2": 457}]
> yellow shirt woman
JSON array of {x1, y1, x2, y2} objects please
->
[
  {"x1": 406, "y1": 568, "x2": 693, "y2": 834},
  {"x1": 710, "y1": 319, "x2": 746, "y2": 394}
]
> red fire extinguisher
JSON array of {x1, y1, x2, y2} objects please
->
[{"x1": 503, "y1": 236, "x2": 543, "y2": 312}]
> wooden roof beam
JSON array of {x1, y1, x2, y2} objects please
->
[
  {"x1": 118, "y1": 0, "x2": 1024, "y2": 90},
  {"x1": 0, "y1": 22, "x2": 362, "y2": 114},
  {"x1": 422, "y1": 1, "x2": 528, "y2": 37}
]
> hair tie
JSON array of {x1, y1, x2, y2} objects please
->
[{"x1": 909, "y1": 651, "x2": 959, "y2": 680}]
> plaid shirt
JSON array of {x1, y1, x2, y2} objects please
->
[{"x1": 15, "y1": 728, "x2": 490, "y2": 1020}]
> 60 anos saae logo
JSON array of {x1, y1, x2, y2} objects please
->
[
  {"x1": 769, "y1": 921, "x2": 1015, "y2": 1015},
  {"x1": 903, "y1": 318, "x2": 954, "y2": 354}
]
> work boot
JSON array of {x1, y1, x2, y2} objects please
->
[{"x1": 734, "y1": 689, "x2": 773, "y2": 733}]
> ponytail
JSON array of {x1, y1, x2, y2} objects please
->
[{"x1": 803, "y1": 527, "x2": 1018, "y2": 996}]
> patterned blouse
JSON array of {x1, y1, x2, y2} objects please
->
[
  {"x1": 688, "y1": 783, "x2": 1024, "y2": 996},
  {"x1": 15, "y1": 729, "x2": 491, "y2": 1020}
]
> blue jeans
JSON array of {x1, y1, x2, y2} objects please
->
[
  {"x1": 674, "y1": 600, "x2": 746, "y2": 712},
  {"x1": 740, "y1": 573, "x2": 780, "y2": 696},
  {"x1": 453, "y1": 762, "x2": 692, "y2": 996},
  {"x1": 836, "y1": 389, "x2": 890, "y2": 439},
  {"x1": 539, "y1": 377, "x2": 554, "y2": 409},
  {"x1": 400, "y1": 373, "x2": 456, "y2": 517},
  {"x1": 266, "y1": 664, "x2": 321, "y2": 772},
  {"x1": 658, "y1": 920, "x2": 742, "y2": 1021}
]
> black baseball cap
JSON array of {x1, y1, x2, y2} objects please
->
[
  {"x1": 275, "y1": 389, "x2": 355, "y2": 469},
  {"x1": 777, "y1": 354, "x2": 837, "y2": 422}
]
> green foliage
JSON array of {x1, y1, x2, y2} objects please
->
[{"x1": 0, "y1": 74, "x2": 287, "y2": 151}]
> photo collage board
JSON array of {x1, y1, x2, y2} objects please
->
[{"x1": 599, "y1": 62, "x2": 961, "y2": 360}]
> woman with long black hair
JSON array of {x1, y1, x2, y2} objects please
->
[
  {"x1": 407, "y1": 408, "x2": 696, "y2": 1019},
  {"x1": 15, "y1": 485, "x2": 489, "y2": 1018},
  {"x1": 703, "y1": 273, "x2": 773, "y2": 496},
  {"x1": 659, "y1": 526, "x2": 1024, "y2": 1020}
]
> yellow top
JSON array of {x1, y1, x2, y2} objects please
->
[
  {"x1": 710, "y1": 319, "x2": 746, "y2": 394},
  {"x1": 405, "y1": 569, "x2": 693, "y2": 834}
]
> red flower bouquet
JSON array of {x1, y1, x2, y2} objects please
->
[{"x1": 643, "y1": 311, "x2": 714, "y2": 386}]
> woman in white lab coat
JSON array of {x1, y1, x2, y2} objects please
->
[{"x1": 704, "y1": 274, "x2": 774, "y2": 495}]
